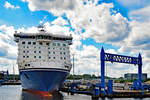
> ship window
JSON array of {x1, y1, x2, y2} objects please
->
[
  {"x1": 65, "y1": 66, "x2": 69, "y2": 69},
  {"x1": 49, "y1": 57, "x2": 51, "y2": 59},
  {"x1": 33, "y1": 42, "x2": 36, "y2": 45},
  {"x1": 34, "y1": 51, "x2": 36, "y2": 53},
  {"x1": 22, "y1": 42, "x2": 25, "y2": 44},
  {"x1": 53, "y1": 48, "x2": 55, "y2": 50},
  {"x1": 64, "y1": 52, "x2": 66, "y2": 55},
  {"x1": 49, "y1": 52, "x2": 50, "y2": 54},
  {"x1": 39, "y1": 42, "x2": 43, "y2": 45},
  {"x1": 63, "y1": 44, "x2": 66, "y2": 47},
  {"x1": 39, "y1": 56, "x2": 41, "y2": 58},
  {"x1": 28, "y1": 64, "x2": 30, "y2": 66},
  {"x1": 23, "y1": 46, "x2": 25, "y2": 48},
  {"x1": 23, "y1": 51, "x2": 25, "y2": 53},
  {"x1": 27, "y1": 51, "x2": 29, "y2": 53},
  {"x1": 60, "y1": 48, "x2": 62, "y2": 50},
  {"x1": 28, "y1": 42, "x2": 31, "y2": 45},
  {"x1": 27, "y1": 56, "x2": 29, "y2": 58},
  {"x1": 63, "y1": 48, "x2": 65, "y2": 50},
  {"x1": 48, "y1": 47, "x2": 50, "y2": 49},
  {"x1": 34, "y1": 46, "x2": 36, "y2": 48},
  {"x1": 27, "y1": 46, "x2": 29, "y2": 48},
  {"x1": 57, "y1": 43, "x2": 60, "y2": 46},
  {"x1": 23, "y1": 56, "x2": 25, "y2": 58},
  {"x1": 34, "y1": 56, "x2": 36, "y2": 58},
  {"x1": 39, "y1": 51, "x2": 41, "y2": 53},
  {"x1": 53, "y1": 57, "x2": 55, "y2": 59},
  {"x1": 60, "y1": 57, "x2": 63, "y2": 60},
  {"x1": 53, "y1": 43, "x2": 56, "y2": 46},
  {"x1": 53, "y1": 52, "x2": 55, "y2": 54},
  {"x1": 60, "y1": 52, "x2": 62, "y2": 54},
  {"x1": 46, "y1": 43, "x2": 49, "y2": 45},
  {"x1": 25, "y1": 64, "x2": 27, "y2": 66},
  {"x1": 64, "y1": 57, "x2": 66, "y2": 60},
  {"x1": 38, "y1": 35, "x2": 42, "y2": 39}
]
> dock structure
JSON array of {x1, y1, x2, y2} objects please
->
[
  {"x1": 100, "y1": 47, "x2": 145, "y2": 96},
  {"x1": 0, "y1": 70, "x2": 9, "y2": 85},
  {"x1": 59, "y1": 47, "x2": 150, "y2": 98},
  {"x1": 60, "y1": 82, "x2": 150, "y2": 98}
]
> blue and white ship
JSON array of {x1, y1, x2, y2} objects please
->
[{"x1": 14, "y1": 26, "x2": 72, "y2": 92}]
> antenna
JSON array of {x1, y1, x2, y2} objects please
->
[
  {"x1": 13, "y1": 65, "x2": 15, "y2": 82},
  {"x1": 72, "y1": 54, "x2": 75, "y2": 83},
  {"x1": 38, "y1": 24, "x2": 46, "y2": 32}
]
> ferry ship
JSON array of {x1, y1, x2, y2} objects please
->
[{"x1": 14, "y1": 26, "x2": 72, "y2": 92}]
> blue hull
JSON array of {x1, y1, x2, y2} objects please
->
[{"x1": 19, "y1": 68, "x2": 69, "y2": 92}]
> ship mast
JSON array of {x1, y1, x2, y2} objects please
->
[{"x1": 38, "y1": 25, "x2": 46, "y2": 33}]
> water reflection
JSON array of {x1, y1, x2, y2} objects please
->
[{"x1": 20, "y1": 90, "x2": 63, "y2": 100}]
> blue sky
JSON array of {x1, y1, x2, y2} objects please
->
[
  {"x1": 0, "y1": 0, "x2": 150, "y2": 77},
  {"x1": 0, "y1": 0, "x2": 57, "y2": 28}
]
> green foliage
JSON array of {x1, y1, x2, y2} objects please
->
[
  {"x1": 67, "y1": 74, "x2": 98, "y2": 80},
  {"x1": 114, "y1": 79, "x2": 134, "y2": 83},
  {"x1": 144, "y1": 78, "x2": 150, "y2": 82},
  {"x1": 8, "y1": 74, "x2": 20, "y2": 80},
  {"x1": 67, "y1": 74, "x2": 113, "y2": 80}
]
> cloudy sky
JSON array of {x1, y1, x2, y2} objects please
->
[{"x1": 0, "y1": 0, "x2": 150, "y2": 78}]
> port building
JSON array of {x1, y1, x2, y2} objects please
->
[{"x1": 124, "y1": 73, "x2": 147, "y2": 80}]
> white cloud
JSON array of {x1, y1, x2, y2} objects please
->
[
  {"x1": 129, "y1": 6, "x2": 150, "y2": 22},
  {"x1": 22, "y1": 0, "x2": 77, "y2": 15},
  {"x1": 0, "y1": 57, "x2": 18, "y2": 74},
  {"x1": 0, "y1": 25, "x2": 40, "y2": 74},
  {"x1": 117, "y1": 0, "x2": 150, "y2": 9},
  {"x1": 120, "y1": 5, "x2": 150, "y2": 52},
  {"x1": 17, "y1": 26, "x2": 38, "y2": 33},
  {"x1": 51, "y1": 17, "x2": 68, "y2": 26},
  {"x1": 44, "y1": 22, "x2": 72, "y2": 36},
  {"x1": 70, "y1": 45, "x2": 100, "y2": 76},
  {"x1": 0, "y1": 25, "x2": 18, "y2": 74},
  {"x1": 67, "y1": 2, "x2": 130, "y2": 43},
  {"x1": 115, "y1": 4, "x2": 150, "y2": 77},
  {"x1": 0, "y1": 25, "x2": 17, "y2": 58},
  {"x1": 21, "y1": 0, "x2": 130, "y2": 43},
  {"x1": 4, "y1": 1, "x2": 20, "y2": 9}
]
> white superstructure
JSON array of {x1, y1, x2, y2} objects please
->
[{"x1": 14, "y1": 27, "x2": 73, "y2": 71}]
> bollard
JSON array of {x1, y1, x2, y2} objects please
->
[
  {"x1": 71, "y1": 85, "x2": 75, "y2": 95},
  {"x1": 92, "y1": 84, "x2": 99, "y2": 99},
  {"x1": 107, "y1": 80, "x2": 113, "y2": 95},
  {"x1": 95, "y1": 85, "x2": 99, "y2": 96}
]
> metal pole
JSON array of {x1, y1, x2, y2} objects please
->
[
  {"x1": 138, "y1": 53, "x2": 142, "y2": 82},
  {"x1": 73, "y1": 54, "x2": 74, "y2": 83},
  {"x1": 13, "y1": 65, "x2": 15, "y2": 82},
  {"x1": 101, "y1": 47, "x2": 106, "y2": 94}
]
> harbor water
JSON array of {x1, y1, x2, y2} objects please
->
[{"x1": 0, "y1": 85, "x2": 150, "y2": 100}]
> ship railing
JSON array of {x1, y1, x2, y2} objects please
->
[{"x1": 36, "y1": 39, "x2": 52, "y2": 42}]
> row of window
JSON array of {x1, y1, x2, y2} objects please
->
[
  {"x1": 22, "y1": 46, "x2": 66, "y2": 50},
  {"x1": 22, "y1": 51, "x2": 66, "y2": 54},
  {"x1": 48, "y1": 57, "x2": 66, "y2": 60},
  {"x1": 22, "y1": 56, "x2": 66, "y2": 60},
  {"x1": 47, "y1": 47, "x2": 66, "y2": 50},
  {"x1": 22, "y1": 41, "x2": 66, "y2": 47}
]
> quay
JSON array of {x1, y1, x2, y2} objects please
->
[
  {"x1": 1, "y1": 81, "x2": 21, "y2": 85},
  {"x1": 59, "y1": 83, "x2": 150, "y2": 98}
]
